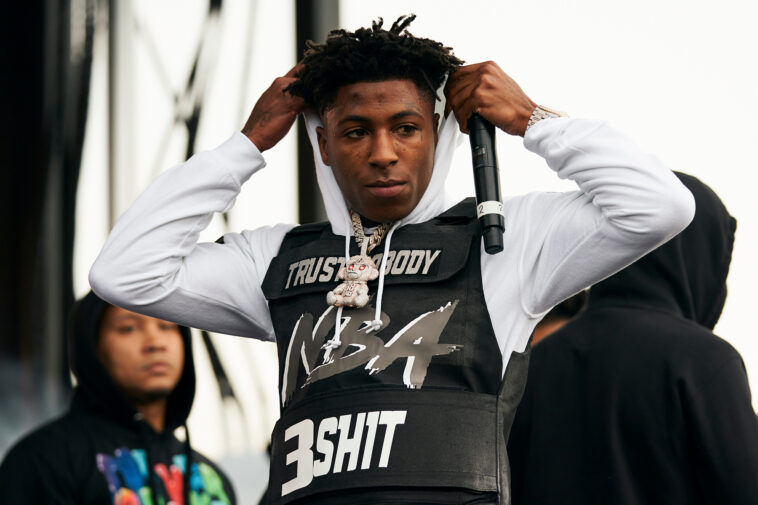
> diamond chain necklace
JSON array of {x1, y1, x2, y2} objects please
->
[{"x1": 350, "y1": 210, "x2": 392, "y2": 255}]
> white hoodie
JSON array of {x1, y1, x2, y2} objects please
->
[{"x1": 89, "y1": 113, "x2": 695, "y2": 374}]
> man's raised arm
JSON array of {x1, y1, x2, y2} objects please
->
[
  {"x1": 445, "y1": 61, "x2": 695, "y2": 316},
  {"x1": 89, "y1": 66, "x2": 307, "y2": 338}
]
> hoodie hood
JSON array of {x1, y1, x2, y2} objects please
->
[
  {"x1": 303, "y1": 109, "x2": 465, "y2": 237},
  {"x1": 588, "y1": 172, "x2": 736, "y2": 329},
  {"x1": 69, "y1": 291, "x2": 196, "y2": 431},
  {"x1": 303, "y1": 109, "x2": 465, "y2": 339}
]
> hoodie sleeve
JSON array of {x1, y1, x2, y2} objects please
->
[
  {"x1": 499, "y1": 117, "x2": 695, "y2": 317},
  {"x1": 89, "y1": 131, "x2": 293, "y2": 339}
]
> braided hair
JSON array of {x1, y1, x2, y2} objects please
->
[{"x1": 285, "y1": 14, "x2": 463, "y2": 113}]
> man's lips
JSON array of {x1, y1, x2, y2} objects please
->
[
  {"x1": 366, "y1": 181, "x2": 405, "y2": 198},
  {"x1": 144, "y1": 362, "x2": 172, "y2": 374}
]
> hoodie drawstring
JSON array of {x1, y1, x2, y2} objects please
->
[
  {"x1": 133, "y1": 416, "x2": 195, "y2": 505},
  {"x1": 321, "y1": 214, "x2": 353, "y2": 354},
  {"x1": 135, "y1": 415, "x2": 160, "y2": 505},
  {"x1": 324, "y1": 217, "x2": 400, "y2": 356},
  {"x1": 372, "y1": 221, "x2": 400, "y2": 331},
  {"x1": 183, "y1": 423, "x2": 193, "y2": 504}
]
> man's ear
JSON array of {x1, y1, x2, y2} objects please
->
[
  {"x1": 316, "y1": 126, "x2": 330, "y2": 166},
  {"x1": 433, "y1": 113, "x2": 440, "y2": 146}
]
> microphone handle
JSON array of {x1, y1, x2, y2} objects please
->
[{"x1": 468, "y1": 114, "x2": 505, "y2": 254}]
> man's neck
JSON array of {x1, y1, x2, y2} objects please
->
[
  {"x1": 359, "y1": 214, "x2": 381, "y2": 228},
  {"x1": 134, "y1": 398, "x2": 168, "y2": 433}
]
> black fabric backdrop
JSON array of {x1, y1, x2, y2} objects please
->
[{"x1": 0, "y1": 0, "x2": 93, "y2": 453}]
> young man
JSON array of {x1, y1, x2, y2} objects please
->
[
  {"x1": 0, "y1": 292, "x2": 236, "y2": 505},
  {"x1": 507, "y1": 173, "x2": 758, "y2": 505},
  {"x1": 89, "y1": 16, "x2": 694, "y2": 505}
]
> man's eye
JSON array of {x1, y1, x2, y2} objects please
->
[
  {"x1": 345, "y1": 128, "x2": 367, "y2": 138},
  {"x1": 116, "y1": 326, "x2": 135, "y2": 334},
  {"x1": 160, "y1": 323, "x2": 178, "y2": 331},
  {"x1": 396, "y1": 125, "x2": 418, "y2": 136}
]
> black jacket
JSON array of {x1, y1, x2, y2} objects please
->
[
  {"x1": 508, "y1": 173, "x2": 758, "y2": 505},
  {"x1": 0, "y1": 291, "x2": 236, "y2": 504}
]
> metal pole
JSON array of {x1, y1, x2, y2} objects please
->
[
  {"x1": 295, "y1": 0, "x2": 338, "y2": 224},
  {"x1": 107, "y1": 0, "x2": 133, "y2": 227}
]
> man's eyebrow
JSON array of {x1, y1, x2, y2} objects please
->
[
  {"x1": 336, "y1": 114, "x2": 369, "y2": 127},
  {"x1": 390, "y1": 109, "x2": 424, "y2": 120},
  {"x1": 110, "y1": 314, "x2": 141, "y2": 323},
  {"x1": 336, "y1": 110, "x2": 424, "y2": 127}
]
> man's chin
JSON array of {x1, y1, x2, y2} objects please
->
[
  {"x1": 361, "y1": 202, "x2": 414, "y2": 224},
  {"x1": 135, "y1": 388, "x2": 174, "y2": 404}
]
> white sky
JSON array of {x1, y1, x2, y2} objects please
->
[{"x1": 75, "y1": 1, "x2": 758, "y2": 488}]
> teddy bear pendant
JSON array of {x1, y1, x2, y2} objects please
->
[
  {"x1": 326, "y1": 211, "x2": 391, "y2": 309},
  {"x1": 326, "y1": 253, "x2": 379, "y2": 308}
]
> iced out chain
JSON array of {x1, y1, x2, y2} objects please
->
[{"x1": 350, "y1": 210, "x2": 391, "y2": 254}]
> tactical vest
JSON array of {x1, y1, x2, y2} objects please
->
[{"x1": 261, "y1": 199, "x2": 530, "y2": 505}]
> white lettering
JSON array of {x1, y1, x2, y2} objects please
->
[
  {"x1": 391, "y1": 250, "x2": 410, "y2": 275},
  {"x1": 372, "y1": 253, "x2": 383, "y2": 268},
  {"x1": 280, "y1": 409, "x2": 406, "y2": 494},
  {"x1": 286, "y1": 251, "x2": 441, "y2": 289},
  {"x1": 305, "y1": 257, "x2": 323, "y2": 284},
  {"x1": 422, "y1": 250, "x2": 441, "y2": 275},
  {"x1": 319, "y1": 257, "x2": 337, "y2": 282},
  {"x1": 361, "y1": 411, "x2": 380, "y2": 469},
  {"x1": 405, "y1": 250, "x2": 424, "y2": 275},
  {"x1": 285, "y1": 262, "x2": 299, "y2": 289},
  {"x1": 383, "y1": 251, "x2": 396, "y2": 274},
  {"x1": 293, "y1": 260, "x2": 309, "y2": 287},
  {"x1": 313, "y1": 417, "x2": 337, "y2": 477},
  {"x1": 333, "y1": 413, "x2": 366, "y2": 473},
  {"x1": 281, "y1": 419, "x2": 314, "y2": 496},
  {"x1": 378, "y1": 411, "x2": 407, "y2": 468}
]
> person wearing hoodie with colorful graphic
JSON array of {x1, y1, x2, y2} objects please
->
[
  {"x1": 88, "y1": 15, "x2": 694, "y2": 505},
  {"x1": 507, "y1": 173, "x2": 758, "y2": 505},
  {"x1": 0, "y1": 291, "x2": 236, "y2": 505}
]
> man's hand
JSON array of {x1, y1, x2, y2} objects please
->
[
  {"x1": 242, "y1": 64, "x2": 309, "y2": 152},
  {"x1": 444, "y1": 61, "x2": 537, "y2": 137}
]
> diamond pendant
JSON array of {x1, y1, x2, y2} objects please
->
[{"x1": 326, "y1": 254, "x2": 380, "y2": 308}]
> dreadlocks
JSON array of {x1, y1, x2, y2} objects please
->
[{"x1": 285, "y1": 14, "x2": 464, "y2": 113}]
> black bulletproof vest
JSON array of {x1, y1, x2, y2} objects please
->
[{"x1": 261, "y1": 199, "x2": 530, "y2": 505}]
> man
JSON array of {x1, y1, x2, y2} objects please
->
[
  {"x1": 507, "y1": 173, "x2": 758, "y2": 505},
  {"x1": 0, "y1": 292, "x2": 236, "y2": 504},
  {"x1": 89, "y1": 15, "x2": 694, "y2": 505}
]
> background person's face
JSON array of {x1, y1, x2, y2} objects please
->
[
  {"x1": 98, "y1": 306, "x2": 184, "y2": 403},
  {"x1": 317, "y1": 79, "x2": 438, "y2": 223}
]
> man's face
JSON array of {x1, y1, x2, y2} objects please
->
[
  {"x1": 98, "y1": 306, "x2": 184, "y2": 404},
  {"x1": 317, "y1": 79, "x2": 439, "y2": 223}
]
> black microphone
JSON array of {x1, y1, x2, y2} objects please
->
[{"x1": 468, "y1": 113, "x2": 504, "y2": 254}]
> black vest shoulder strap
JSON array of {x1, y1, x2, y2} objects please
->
[{"x1": 279, "y1": 221, "x2": 332, "y2": 250}]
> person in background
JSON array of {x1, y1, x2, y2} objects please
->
[
  {"x1": 0, "y1": 291, "x2": 236, "y2": 505},
  {"x1": 508, "y1": 173, "x2": 758, "y2": 505},
  {"x1": 531, "y1": 291, "x2": 587, "y2": 346}
]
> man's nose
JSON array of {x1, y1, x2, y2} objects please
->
[
  {"x1": 143, "y1": 326, "x2": 168, "y2": 352},
  {"x1": 367, "y1": 131, "x2": 398, "y2": 168}
]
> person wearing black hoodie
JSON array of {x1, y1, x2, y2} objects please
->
[
  {"x1": 0, "y1": 291, "x2": 236, "y2": 505},
  {"x1": 507, "y1": 172, "x2": 758, "y2": 505}
]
